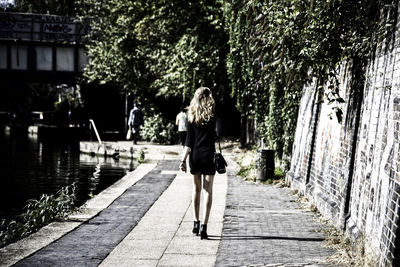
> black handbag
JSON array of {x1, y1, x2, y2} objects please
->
[{"x1": 214, "y1": 139, "x2": 227, "y2": 174}]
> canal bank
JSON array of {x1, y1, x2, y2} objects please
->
[
  {"x1": 0, "y1": 130, "x2": 136, "y2": 222},
  {"x1": 0, "y1": 142, "x2": 183, "y2": 266},
  {"x1": 1, "y1": 141, "x2": 337, "y2": 266}
]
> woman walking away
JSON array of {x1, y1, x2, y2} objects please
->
[{"x1": 179, "y1": 87, "x2": 218, "y2": 240}]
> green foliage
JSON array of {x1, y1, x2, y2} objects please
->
[
  {"x1": 0, "y1": 183, "x2": 76, "y2": 248},
  {"x1": 138, "y1": 149, "x2": 145, "y2": 164},
  {"x1": 76, "y1": 0, "x2": 229, "y2": 103},
  {"x1": 236, "y1": 147, "x2": 257, "y2": 181},
  {"x1": 140, "y1": 112, "x2": 176, "y2": 144},
  {"x1": 237, "y1": 157, "x2": 285, "y2": 183},
  {"x1": 9, "y1": 0, "x2": 76, "y2": 15},
  {"x1": 238, "y1": 161, "x2": 256, "y2": 181},
  {"x1": 222, "y1": 0, "x2": 396, "y2": 168},
  {"x1": 274, "y1": 167, "x2": 285, "y2": 180}
]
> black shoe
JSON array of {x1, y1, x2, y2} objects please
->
[
  {"x1": 192, "y1": 221, "x2": 200, "y2": 235},
  {"x1": 200, "y1": 224, "x2": 208, "y2": 240}
]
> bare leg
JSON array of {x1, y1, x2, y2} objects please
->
[
  {"x1": 192, "y1": 174, "x2": 201, "y2": 221},
  {"x1": 202, "y1": 175, "x2": 214, "y2": 224}
]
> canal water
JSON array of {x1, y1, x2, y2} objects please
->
[{"x1": 0, "y1": 127, "x2": 136, "y2": 222}]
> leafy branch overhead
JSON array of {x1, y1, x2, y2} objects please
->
[{"x1": 76, "y1": 0, "x2": 229, "y2": 102}]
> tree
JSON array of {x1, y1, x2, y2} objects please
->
[
  {"x1": 10, "y1": 0, "x2": 76, "y2": 15},
  {"x1": 77, "y1": 0, "x2": 229, "y2": 105}
]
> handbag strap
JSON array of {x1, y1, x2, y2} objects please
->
[{"x1": 217, "y1": 137, "x2": 222, "y2": 154}]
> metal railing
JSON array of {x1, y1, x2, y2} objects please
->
[{"x1": 89, "y1": 119, "x2": 102, "y2": 145}]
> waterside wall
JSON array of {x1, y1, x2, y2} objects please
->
[{"x1": 287, "y1": 13, "x2": 400, "y2": 267}]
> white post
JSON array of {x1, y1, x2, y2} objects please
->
[{"x1": 89, "y1": 119, "x2": 102, "y2": 145}]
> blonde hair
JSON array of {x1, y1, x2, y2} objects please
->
[{"x1": 188, "y1": 87, "x2": 215, "y2": 125}]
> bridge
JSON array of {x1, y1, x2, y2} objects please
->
[{"x1": 0, "y1": 12, "x2": 88, "y2": 82}]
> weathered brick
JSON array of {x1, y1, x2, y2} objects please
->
[{"x1": 287, "y1": 26, "x2": 400, "y2": 267}]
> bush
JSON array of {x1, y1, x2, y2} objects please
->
[
  {"x1": 237, "y1": 148, "x2": 257, "y2": 181},
  {"x1": 141, "y1": 113, "x2": 176, "y2": 144},
  {"x1": 0, "y1": 183, "x2": 76, "y2": 248}
]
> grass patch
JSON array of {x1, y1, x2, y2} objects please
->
[
  {"x1": 236, "y1": 148, "x2": 287, "y2": 184},
  {"x1": 137, "y1": 149, "x2": 145, "y2": 164},
  {"x1": 262, "y1": 177, "x2": 283, "y2": 185},
  {"x1": 323, "y1": 224, "x2": 378, "y2": 266},
  {"x1": 0, "y1": 183, "x2": 77, "y2": 248},
  {"x1": 236, "y1": 147, "x2": 257, "y2": 181},
  {"x1": 237, "y1": 162, "x2": 257, "y2": 181},
  {"x1": 290, "y1": 191, "x2": 378, "y2": 266},
  {"x1": 262, "y1": 167, "x2": 288, "y2": 185},
  {"x1": 274, "y1": 167, "x2": 285, "y2": 179}
]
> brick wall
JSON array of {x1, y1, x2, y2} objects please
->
[
  {"x1": 287, "y1": 20, "x2": 400, "y2": 267},
  {"x1": 287, "y1": 61, "x2": 357, "y2": 224}
]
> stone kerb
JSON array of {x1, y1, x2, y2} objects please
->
[{"x1": 79, "y1": 141, "x2": 181, "y2": 161}]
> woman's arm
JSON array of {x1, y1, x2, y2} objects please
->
[
  {"x1": 180, "y1": 122, "x2": 194, "y2": 172},
  {"x1": 179, "y1": 146, "x2": 191, "y2": 172}
]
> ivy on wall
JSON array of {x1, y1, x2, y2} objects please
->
[{"x1": 222, "y1": 0, "x2": 396, "y2": 168}]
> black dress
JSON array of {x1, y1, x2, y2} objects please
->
[{"x1": 185, "y1": 119, "x2": 216, "y2": 175}]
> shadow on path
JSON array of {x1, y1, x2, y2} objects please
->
[{"x1": 208, "y1": 235, "x2": 325, "y2": 242}]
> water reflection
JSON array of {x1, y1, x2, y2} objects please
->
[{"x1": 0, "y1": 128, "x2": 136, "y2": 221}]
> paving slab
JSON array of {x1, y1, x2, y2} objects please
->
[{"x1": 158, "y1": 254, "x2": 217, "y2": 267}]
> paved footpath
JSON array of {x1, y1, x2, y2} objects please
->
[
  {"x1": 1, "y1": 144, "x2": 336, "y2": 267},
  {"x1": 99, "y1": 160, "x2": 227, "y2": 267},
  {"x1": 215, "y1": 162, "x2": 335, "y2": 266}
]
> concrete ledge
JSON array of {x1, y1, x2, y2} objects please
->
[{"x1": 80, "y1": 141, "x2": 181, "y2": 161}]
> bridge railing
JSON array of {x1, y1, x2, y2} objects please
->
[{"x1": 0, "y1": 12, "x2": 88, "y2": 44}]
